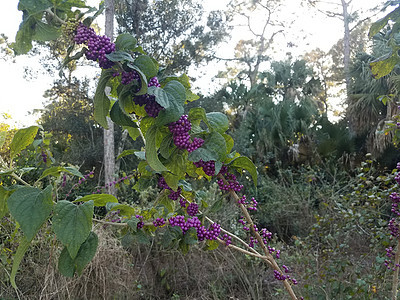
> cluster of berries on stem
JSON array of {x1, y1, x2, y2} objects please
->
[
  {"x1": 168, "y1": 115, "x2": 204, "y2": 152},
  {"x1": 74, "y1": 23, "x2": 115, "y2": 69}
]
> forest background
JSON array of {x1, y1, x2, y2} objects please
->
[{"x1": 2, "y1": 0, "x2": 400, "y2": 299}]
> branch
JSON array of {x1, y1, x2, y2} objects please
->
[{"x1": 45, "y1": 9, "x2": 66, "y2": 25}]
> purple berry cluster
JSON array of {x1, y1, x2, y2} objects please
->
[
  {"x1": 41, "y1": 150, "x2": 47, "y2": 163},
  {"x1": 168, "y1": 215, "x2": 221, "y2": 241},
  {"x1": 105, "y1": 210, "x2": 122, "y2": 223},
  {"x1": 132, "y1": 77, "x2": 163, "y2": 117},
  {"x1": 158, "y1": 177, "x2": 182, "y2": 200},
  {"x1": 153, "y1": 217, "x2": 166, "y2": 227},
  {"x1": 217, "y1": 172, "x2": 244, "y2": 192},
  {"x1": 93, "y1": 175, "x2": 131, "y2": 194},
  {"x1": 168, "y1": 115, "x2": 204, "y2": 152},
  {"x1": 238, "y1": 195, "x2": 258, "y2": 211},
  {"x1": 187, "y1": 202, "x2": 199, "y2": 216},
  {"x1": 74, "y1": 23, "x2": 115, "y2": 69},
  {"x1": 121, "y1": 71, "x2": 140, "y2": 85},
  {"x1": 194, "y1": 160, "x2": 215, "y2": 176},
  {"x1": 222, "y1": 233, "x2": 232, "y2": 246},
  {"x1": 136, "y1": 215, "x2": 144, "y2": 229},
  {"x1": 273, "y1": 269, "x2": 298, "y2": 285}
]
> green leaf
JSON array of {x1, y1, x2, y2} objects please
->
[
  {"x1": 12, "y1": 12, "x2": 36, "y2": 55},
  {"x1": 39, "y1": 166, "x2": 83, "y2": 180},
  {"x1": 189, "y1": 132, "x2": 227, "y2": 163},
  {"x1": 132, "y1": 55, "x2": 158, "y2": 79},
  {"x1": 7, "y1": 186, "x2": 53, "y2": 241},
  {"x1": 10, "y1": 236, "x2": 30, "y2": 289},
  {"x1": 32, "y1": 20, "x2": 61, "y2": 41},
  {"x1": 74, "y1": 231, "x2": 98, "y2": 275},
  {"x1": 204, "y1": 240, "x2": 219, "y2": 251},
  {"x1": 162, "y1": 74, "x2": 199, "y2": 102},
  {"x1": 160, "y1": 134, "x2": 174, "y2": 159},
  {"x1": 74, "y1": 194, "x2": 118, "y2": 207},
  {"x1": 135, "y1": 230, "x2": 151, "y2": 245},
  {"x1": 124, "y1": 126, "x2": 141, "y2": 141},
  {"x1": 64, "y1": 166, "x2": 84, "y2": 178},
  {"x1": 145, "y1": 126, "x2": 168, "y2": 172},
  {"x1": 228, "y1": 156, "x2": 258, "y2": 186},
  {"x1": 223, "y1": 134, "x2": 234, "y2": 153},
  {"x1": 58, "y1": 231, "x2": 98, "y2": 277},
  {"x1": 110, "y1": 204, "x2": 136, "y2": 217},
  {"x1": 115, "y1": 33, "x2": 137, "y2": 51},
  {"x1": 206, "y1": 112, "x2": 229, "y2": 133},
  {"x1": 58, "y1": 247, "x2": 75, "y2": 277},
  {"x1": 184, "y1": 227, "x2": 198, "y2": 245},
  {"x1": 94, "y1": 69, "x2": 114, "y2": 128},
  {"x1": 110, "y1": 100, "x2": 137, "y2": 127},
  {"x1": 189, "y1": 107, "x2": 209, "y2": 126},
  {"x1": 10, "y1": 126, "x2": 39, "y2": 160},
  {"x1": 210, "y1": 198, "x2": 223, "y2": 213},
  {"x1": 18, "y1": 0, "x2": 52, "y2": 15},
  {"x1": 370, "y1": 52, "x2": 400, "y2": 79},
  {"x1": 53, "y1": 200, "x2": 94, "y2": 259},
  {"x1": 155, "y1": 81, "x2": 186, "y2": 126},
  {"x1": 127, "y1": 217, "x2": 140, "y2": 232},
  {"x1": 105, "y1": 50, "x2": 135, "y2": 63},
  {"x1": 147, "y1": 86, "x2": 170, "y2": 109},
  {"x1": 369, "y1": 6, "x2": 400, "y2": 38}
]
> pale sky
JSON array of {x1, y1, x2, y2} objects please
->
[{"x1": 0, "y1": 0, "x2": 384, "y2": 127}]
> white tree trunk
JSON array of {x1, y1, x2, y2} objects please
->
[{"x1": 104, "y1": 0, "x2": 116, "y2": 196}]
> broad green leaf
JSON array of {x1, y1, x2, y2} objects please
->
[
  {"x1": 188, "y1": 107, "x2": 209, "y2": 127},
  {"x1": 38, "y1": 166, "x2": 82, "y2": 180},
  {"x1": 74, "y1": 194, "x2": 118, "y2": 207},
  {"x1": 145, "y1": 126, "x2": 168, "y2": 172},
  {"x1": 135, "y1": 230, "x2": 151, "y2": 245},
  {"x1": 189, "y1": 132, "x2": 226, "y2": 164},
  {"x1": 10, "y1": 126, "x2": 39, "y2": 160},
  {"x1": 160, "y1": 134, "x2": 174, "y2": 159},
  {"x1": 58, "y1": 247, "x2": 75, "y2": 277},
  {"x1": 94, "y1": 69, "x2": 114, "y2": 128},
  {"x1": 115, "y1": 33, "x2": 137, "y2": 51},
  {"x1": 155, "y1": 81, "x2": 186, "y2": 126},
  {"x1": 64, "y1": 166, "x2": 84, "y2": 178},
  {"x1": 370, "y1": 52, "x2": 400, "y2": 79},
  {"x1": 369, "y1": 6, "x2": 400, "y2": 38},
  {"x1": 58, "y1": 231, "x2": 98, "y2": 277},
  {"x1": 163, "y1": 81, "x2": 186, "y2": 105},
  {"x1": 140, "y1": 116, "x2": 156, "y2": 136},
  {"x1": 228, "y1": 156, "x2": 258, "y2": 186},
  {"x1": 110, "y1": 204, "x2": 136, "y2": 217},
  {"x1": 127, "y1": 217, "x2": 140, "y2": 232},
  {"x1": 110, "y1": 100, "x2": 137, "y2": 127},
  {"x1": 132, "y1": 55, "x2": 158, "y2": 79},
  {"x1": 206, "y1": 112, "x2": 229, "y2": 133},
  {"x1": 124, "y1": 126, "x2": 141, "y2": 141},
  {"x1": 184, "y1": 227, "x2": 198, "y2": 245},
  {"x1": 12, "y1": 12, "x2": 36, "y2": 55},
  {"x1": 0, "y1": 131, "x2": 7, "y2": 148},
  {"x1": 74, "y1": 231, "x2": 98, "y2": 275},
  {"x1": 117, "y1": 149, "x2": 136, "y2": 159},
  {"x1": 118, "y1": 84, "x2": 136, "y2": 113},
  {"x1": 204, "y1": 240, "x2": 219, "y2": 251},
  {"x1": 32, "y1": 20, "x2": 61, "y2": 41},
  {"x1": 163, "y1": 173, "x2": 180, "y2": 191},
  {"x1": 162, "y1": 74, "x2": 199, "y2": 102},
  {"x1": 147, "y1": 86, "x2": 170, "y2": 109},
  {"x1": 223, "y1": 134, "x2": 234, "y2": 153},
  {"x1": 105, "y1": 50, "x2": 135, "y2": 63},
  {"x1": 210, "y1": 198, "x2": 223, "y2": 213},
  {"x1": 134, "y1": 151, "x2": 146, "y2": 160},
  {"x1": 18, "y1": 0, "x2": 52, "y2": 15},
  {"x1": 7, "y1": 185, "x2": 53, "y2": 241},
  {"x1": 10, "y1": 236, "x2": 30, "y2": 289},
  {"x1": 53, "y1": 200, "x2": 94, "y2": 259}
]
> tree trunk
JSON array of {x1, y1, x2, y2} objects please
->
[
  {"x1": 104, "y1": 0, "x2": 116, "y2": 196},
  {"x1": 341, "y1": 0, "x2": 351, "y2": 96}
]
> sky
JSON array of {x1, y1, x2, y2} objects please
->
[{"x1": 0, "y1": 0, "x2": 385, "y2": 127}]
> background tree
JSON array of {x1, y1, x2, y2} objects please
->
[{"x1": 115, "y1": 0, "x2": 231, "y2": 74}]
